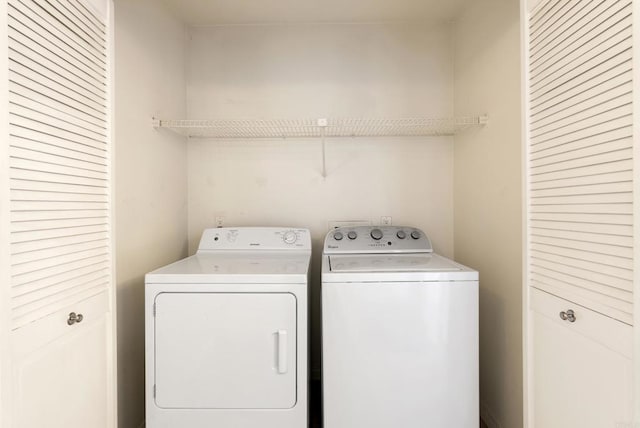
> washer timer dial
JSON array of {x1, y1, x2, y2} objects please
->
[{"x1": 370, "y1": 228, "x2": 383, "y2": 240}]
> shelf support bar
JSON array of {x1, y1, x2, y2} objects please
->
[
  {"x1": 318, "y1": 118, "x2": 328, "y2": 178},
  {"x1": 321, "y1": 134, "x2": 327, "y2": 178}
]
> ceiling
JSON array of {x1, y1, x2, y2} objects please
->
[{"x1": 161, "y1": 0, "x2": 468, "y2": 26}]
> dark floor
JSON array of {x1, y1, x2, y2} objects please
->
[{"x1": 310, "y1": 380, "x2": 322, "y2": 428}]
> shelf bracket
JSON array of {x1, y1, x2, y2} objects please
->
[{"x1": 318, "y1": 118, "x2": 328, "y2": 178}]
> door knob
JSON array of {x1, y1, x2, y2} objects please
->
[
  {"x1": 67, "y1": 312, "x2": 84, "y2": 325},
  {"x1": 559, "y1": 309, "x2": 576, "y2": 323}
]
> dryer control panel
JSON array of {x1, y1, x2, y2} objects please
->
[
  {"x1": 324, "y1": 226, "x2": 432, "y2": 254},
  {"x1": 198, "y1": 227, "x2": 311, "y2": 251}
]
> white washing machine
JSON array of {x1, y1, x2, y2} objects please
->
[
  {"x1": 145, "y1": 227, "x2": 311, "y2": 428},
  {"x1": 322, "y1": 226, "x2": 479, "y2": 428}
]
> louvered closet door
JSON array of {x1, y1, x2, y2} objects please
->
[
  {"x1": 526, "y1": 0, "x2": 635, "y2": 427},
  {"x1": 4, "y1": 0, "x2": 115, "y2": 426},
  {"x1": 8, "y1": 0, "x2": 110, "y2": 328},
  {"x1": 528, "y1": 0, "x2": 634, "y2": 325}
]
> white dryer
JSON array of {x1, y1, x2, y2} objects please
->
[
  {"x1": 145, "y1": 227, "x2": 311, "y2": 428},
  {"x1": 322, "y1": 226, "x2": 479, "y2": 428}
]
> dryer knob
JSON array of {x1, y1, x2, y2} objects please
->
[
  {"x1": 396, "y1": 230, "x2": 407, "y2": 239},
  {"x1": 371, "y1": 228, "x2": 383, "y2": 240},
  {"x1": 283, "y1": 231, "x2": 297, "y2": 244},
  {"x1": 333, "y1": 231, "x2": 344, "y2": 241},
  {"x1": 411, "y1": 230, "x2": 421, "y2": 240},
  {"x1": 347, "y1": 231, "x2": 358, "y2": 240}
]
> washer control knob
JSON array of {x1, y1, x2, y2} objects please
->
[
  {"x1": 371, "y1": 228, "x2": 383, "y2": 240},
  {"x1": 411, "y1": 230, "x2": 421, "y2": 240},
  {"x1": 396, "y1": 230, "x2": 407, "y2": 239},
  {"x1": 283, "y1": 231, "x2": 297, "y2": 244},
  {"x1": 333, "y1": 231, "x2": 344, "y2": 241},
  {"x1": 347, "y1": 231, "x2": 358, "y2": 240}
]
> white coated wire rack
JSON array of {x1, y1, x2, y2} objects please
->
[
  {"x1": 152, "y1": 116, "x2": 489, "y2": 139},
  {"x1": 152, "y1": 116, "x2": 489, "y2": 177}
]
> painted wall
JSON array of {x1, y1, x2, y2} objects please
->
[
  {"x1": 453, "y1": 1, "x2": 523, "y2": 427},
  {"x1": 186, "y1": 23, "x2": 456, "y2": 377},
  {"x1": 114, "y1": 1, "x2": 188, "y2": 426}
]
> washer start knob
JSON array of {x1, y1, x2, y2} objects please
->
[
  {"x1": 283, "y1": 231, "x2": 298, "y2": 244},
  {"x1": 370, "y1": 228, "x2": 383, "y2": 240}
]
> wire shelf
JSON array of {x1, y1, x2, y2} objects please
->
[{"x1": 152, "y1": 116, "x2": 488, "y2": 139}]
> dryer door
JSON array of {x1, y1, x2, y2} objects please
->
[{"x1": 153, "y1": 292, "x2": 297, "y2": 409}]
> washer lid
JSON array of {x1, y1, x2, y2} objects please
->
[{"x1": 329, "y1": 253, "x2": 460, "y2": 273}]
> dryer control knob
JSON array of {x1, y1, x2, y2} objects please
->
[
  {"x1": 371, "y1": 228, "x2": 383, "y2": 240},
  {"x1": 411, "y1": 230, "x2": 421, "y2": 240},
  {"x1": 347, "y1": 231, "x2": 358, "y2": 240},
  {"x1": 397, "y1": 230, "x2": 407, "y2": 239},
  {"x1": 333, "y1": 231, "x2": 344, "y2": 241},
  {"x1": 283, "y1": 231, "x2": 297, "y2": 244}
]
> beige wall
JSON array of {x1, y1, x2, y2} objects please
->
[
  {"x1": 186, "y1": 23, "x2": 456, "y2": 377},
  {"x1": 114, "y1": 1, "x2": 187, "y2": 426},
  {"x1": 453, "y1": 1, "x2": 523, "y2": 427}
]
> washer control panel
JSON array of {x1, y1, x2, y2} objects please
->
[
  {"x1": 198, "y1": 227, "x2": 311, "y2": 251},
  {"x1": 324, "y1": 226, "x2": 432, "y2": 254}
]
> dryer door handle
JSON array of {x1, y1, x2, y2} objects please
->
[{"x1": 277, "y1": 330, "x2": 288, "y2": 374}]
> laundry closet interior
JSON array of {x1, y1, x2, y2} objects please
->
[
  {"x1": 1, "y1": 0, "x2": 637, "y2": 427},
  {"x1": 118, "y1": 0, "x2": 521, "y2": 426}
]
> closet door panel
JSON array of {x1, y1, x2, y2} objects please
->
[
  {"x1": 3, "y1": 0, "x2": 115, "y2": 426},
  {"x1": 528, "y1": 0, "x2": 634, "y2": 324},
  {"x1": 531, "y1": 289, "x2": 633, "y2": 428},
  {"x1": 8, "y1": 0, "x2": 111, "y2": 330},
  {"x1": 526, "y1": 0, "x2": 636, "y2": 426},
  {"x1": 12, "y1": 291, "x2": 110, "y2": 428}
]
